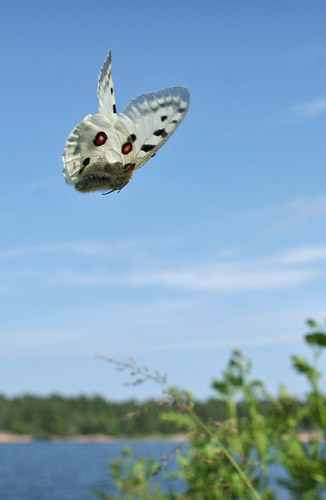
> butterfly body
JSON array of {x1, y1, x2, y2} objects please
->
[
  {"x1": 74, "y1": 159, "x2": 134, "y2": 194},
  {"x1": 63, "y1": 50, "x2": 189, "y2": 194}
]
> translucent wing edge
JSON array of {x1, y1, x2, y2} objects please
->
[{"x1": 62, "y1": 115, "x2": 93, "y2": 185}]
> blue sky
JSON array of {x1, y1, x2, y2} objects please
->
[{"x1": 1, "y1": 1, "x2": 326, "y2": 401}]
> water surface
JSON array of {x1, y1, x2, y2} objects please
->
[{"x1": 0, "y1": 441, "x2": 183, "y2": 500}]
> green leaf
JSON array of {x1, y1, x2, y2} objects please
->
[
  {"x1": 226, "y1": 374, "x2": 243, "y2": 387},
  {"x1": 305, "y1": 333, "x2": 326, "y2": 347},
  {"x1": 160, "y1": 410, "x2": 196, "y2": 430},
  {"x1": 250, "y1": 379, "x2": 264, "y2": 389},
  {"x1": 292, "y1": 356, "x2": 317, "y2": 379},
  {"x1": 306, "y1": 318, "x2": 318, "y2": 328},
  {"x1": 278, "y1": 384, "x2": 288, "y2": 398},
  {"x1": 212, "y1": 380, "x2": 228, "y2": 394},
  {"x1": 229, "y1": 359, "x2": 243, "y2": 369}
]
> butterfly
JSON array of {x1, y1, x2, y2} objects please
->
[{"x1": 62, "y1": 50, "x2": 190, "y2": 194}]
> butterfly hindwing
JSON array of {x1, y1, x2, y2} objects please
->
[
  {"x1": 63, "y1": 114, "x2": 122, "y2": 184},
  {"x1": 118, "y1": 86, "x2": 190, "y2": 169},
  {"x1": 63, "y1": 115, "x2": 138, "y2": 193}
]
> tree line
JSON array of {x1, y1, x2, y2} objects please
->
[{"x1": 0, "y1": 393, "x2": 312, "y2": 439}]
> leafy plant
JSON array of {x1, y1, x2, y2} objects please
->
[
  {"x1": 94, "y1": 447, "x2": 175, "y2": 500},
  {"x1": 96, "y1": 318, "x2": 326, "y2": 499}
]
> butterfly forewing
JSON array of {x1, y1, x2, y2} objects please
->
[
  {"x1": 97, "y1": 50, "x2": 117, "y2": 116},
  {"x1": 118, "y1": 86, "x2": 190, "y2": 170}
]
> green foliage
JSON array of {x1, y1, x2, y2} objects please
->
[
  {"x1": 305, "y1": 333, "x2": 326, "y2": 347},
  {"x1": 93, "y1": 447, "x2": 177, "y2": 500},
  {"x1": 97, "y1": 318, "x2": 326, "y2": 500}
]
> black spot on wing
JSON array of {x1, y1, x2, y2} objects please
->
[
  {"x1": 110, "y1": 87, "x2": 114, "y2": 95},
  {"x1": 154, "y1": 129, "x2": 168, "y2": 138},
  {"x1": 113, "y1": 104, "x2": 117, "y2": 113},
  {"x1": 79, "y1": 157, "x2": 90, "y2": 174},
  {"x1": 130, "y1": 134, "x2": 137, "y2": 142},
  {"x1": 141, "y1": 144, "x2": 155, "y2": 152},
  {"x1": 161, "y1": 115, "x2": 167, "y2": 122},
  {"x1": 178, "y1": 108, "x2": 186, "y2": 113}
]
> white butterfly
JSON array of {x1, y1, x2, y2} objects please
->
[{"x1": 62, "y1": 50, "x2": 190, "y2": 194}]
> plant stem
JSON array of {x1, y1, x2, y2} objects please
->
[
  {"x1": 313, "y1": 380, "x2": 326, "y2": 434},
  {"x1": 191, "y1": 412, "x2": 263, "y2": 500}
]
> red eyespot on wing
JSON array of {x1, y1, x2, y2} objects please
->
[
  {"x1": 93, "y1": 132, "x2": 108, "y2": 146},
  {"x1": 122, "y1": 142, "x2": 133, "y2": 155}
]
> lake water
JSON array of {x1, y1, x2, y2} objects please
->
[
  {"x1": 0, "y1": 441, "x2": 184, "y2": 500},
  {"x1": 0, "y1": 440, "x2": 312, "y2": 499}
]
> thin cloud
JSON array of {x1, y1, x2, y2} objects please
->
[
  {"x1": 44, "y1": 253, "x2": 320, "y2": 293},
  {"x1": 127, "y1": 265, "x2": 316, "y2": 292},
  {"x1": 1, "y1": 238, "x2": 325, "y2": 294},
  {"x1": 247, "y1": 195, "x2": 326, "y2": 233},
  {"x1": 126, "y1": 333, "x2": 302, "y2": 354},
  {"x1": 280, "y1": 245, "x2": 326, "y2": 265},
  {"x1": 293, "y1": 97, "x2": 326, "y2": 119},
  {"x1": 0, "y1": 329, "x2": 301, "y2": 360},
  {"x1": 0, "y1": 239, "x2": 153, "y2": 261}
]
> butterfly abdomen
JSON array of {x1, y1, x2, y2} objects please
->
[{"x1": 75, "y1": 161, "x2": 133, "y2": 193}]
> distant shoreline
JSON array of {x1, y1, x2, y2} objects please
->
[
  {"x1": 0, "y1": 432, "x2": 188, "y2": 443},
  {"x1": 0, "y1": 431, "x2": 323, "y2": 444}
]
